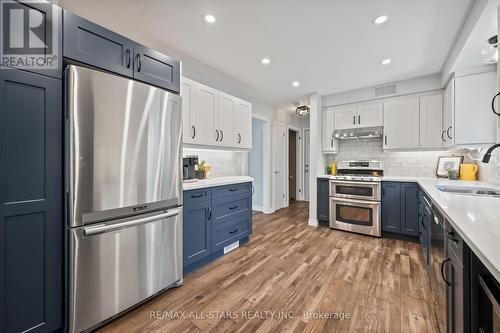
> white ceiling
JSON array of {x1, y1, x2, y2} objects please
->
[{"x1": 59, "y1": 0, "x2": 472, "y2": 105}]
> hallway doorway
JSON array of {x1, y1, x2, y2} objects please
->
[{"x1": 288, "y1": 129, "x2": 297, "y2": 201}]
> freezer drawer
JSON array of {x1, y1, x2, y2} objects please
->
[{"x1": 68, "y1": 208, "x2": 182, "y2": 333}]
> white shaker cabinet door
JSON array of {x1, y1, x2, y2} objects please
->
[
  {"x1": 322, "y1": 108, "x2": 337, "y2": 152},
  {"x1": 217, "y1": 92, "x2": 236, "y2": 147},
  {"x1": 419, "y1": 94, "x2": 443, "y2": 149},
  {"x1": 235, "y1": 99, "x2": 252, "y2": 149},
  {"x1": 181, "y1": 78, "x2": 196, "y2": 144},
  {"x1": 443, "y1": 79, "x2": 455, "y2": 147},
  {"x1": 194, "y1": 82, "x2": 218, "y2": 146},
  {"x1": 383, "y1": 98, "x2": 420, "y2": 150},
  {"x1": 357, "y1": 102, "x2": 383, "y2": 128},
  {"x1": 333, "y1": 105, "x2": 357, "y2": 130},
  {"x1": 454, "y1": 71, "x2": 497, "y2": 145}
]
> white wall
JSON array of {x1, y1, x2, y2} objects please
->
[
  {"x1": 322, "y1": 73, "x2": 443, "y2": 107},
  {"x1": 248, "y1": 118, "x2": 265, "y2": 209},
  {"x1": 308, "y1": 94, "x2": 325, "y2": 226}
]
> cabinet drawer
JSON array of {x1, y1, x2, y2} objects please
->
[
  {"x1": 446, "y1": 221, "x2": 465, "y2": 264},
  {"x1": 212, "y1": 182, "x2": 251, "y2": 199},
  {"x1": 213, "y1": 194, "x2": 250, "y2": 223},
  {"x1": 212, "y1": 215, "x2": 250, "y2": 251},
  {"x1": 183, "y1": 188, "x2": 211, "y2": 205}
]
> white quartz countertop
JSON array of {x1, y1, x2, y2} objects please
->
[
  {"x1": 414, "y1": 178, "x2": 500, "y2": 282},
  {"x1": 183, "y1": 176, "x2": 253, "y2": 190},
  {"x1": 385, "y1": 177, "x2": 500, "y2": 282},
  {"x1": 318, "y1": 174, "x2": 500, "y2": 281}
]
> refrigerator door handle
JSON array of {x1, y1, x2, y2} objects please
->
[{"x1": 83, "y1": 208, "x2": 180, "y2": 236}]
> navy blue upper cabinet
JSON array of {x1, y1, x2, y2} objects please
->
[
  {"x1": 381, "y1": 182, "x2": 401, "y2": 233},
  {"x1": 400, "y1": 183, "x2": 419, "y2": 236},
  {"x1": 317, "y1": 179, "x2": 330, "y2": 223},
  {"x1": 63, "y1": 10, "x2": 134, "y2": 77},
  {"x1": 63, "y1": 10, "x2": 181, "y2": 92},
  {"x1": 0, "y1": 70, "x2": 62, "y2": 333},
  {"x1": 1, "y1": 0, "x2": 62, "y2": 79},
  {"x1": 133, "y1": 44, "x2": 180, "y2": 92}
]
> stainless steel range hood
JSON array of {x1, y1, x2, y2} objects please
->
[{"x1": 333, "y1": 126, "x2": 383, "y2": 140}]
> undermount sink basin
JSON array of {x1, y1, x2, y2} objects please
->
[{"x1": 435, "y1": 185, "x2": 500, "y2": 197}]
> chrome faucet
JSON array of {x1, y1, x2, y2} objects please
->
[{"x1": 482, "y1": 143, "x2": 500, "y2": 163}]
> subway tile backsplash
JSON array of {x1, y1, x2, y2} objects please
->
[
  {"x1": 325, "y1": 138, "x2": 465, "y2": 178},
  {"x1": 183, "y1": 148, "x2": 245, "y2": 178}
]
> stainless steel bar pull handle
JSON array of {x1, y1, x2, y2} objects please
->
[{"x1": 83, "y1": 208, "x2": 180, "y2": 236}]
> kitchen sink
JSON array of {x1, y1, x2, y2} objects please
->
[{"x1": 435, "y1": 185, "x2": 500, "y2": 197}]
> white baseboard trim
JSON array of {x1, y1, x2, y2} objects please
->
[
  {"x1": 252, "y1": 205, "x2": 264, "y2": 212},
  {"x1": 308, "y1": 219, "x2": 319, "y2": 227},
  {"x1": 263, "y1": 207, "x2": 275, "y2": 214}
]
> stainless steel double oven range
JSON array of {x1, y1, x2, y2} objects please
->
[{"x1": 329, "y1": 161, "x2": 383, "y2": 237}]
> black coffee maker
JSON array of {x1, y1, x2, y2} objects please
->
[{"x1": 183, "y1": 156, "x2": 198, "y2": 180}]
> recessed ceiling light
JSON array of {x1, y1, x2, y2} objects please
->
[
  {"x1": 373, "y1": 15, "x2": 388, "y2": 25},
  {"x1": 204, "y1": 14, "x2": 216, "y2": 24},
  {"x1": 381, "y1": 58, "x2": 392, "y2": 65},
  {"x1": 292, "y1": 81, "x2": 300, "y2": 87},
  {"x1": 261, "y1": 57, "x2": 271, "y2": 65}
]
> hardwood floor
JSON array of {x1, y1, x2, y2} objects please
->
[{"x1": 98, "y1": 201, "x2": 440, "y2": 333}]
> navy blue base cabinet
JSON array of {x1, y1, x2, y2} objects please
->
[
  {"x1": 0, "y1": 69, "x2": 63, "y2": 332},
  {"x1": 183, "y1": 183, "x2": 252, "y2": 274},
  {"x1": 381, "y1": 181, "x2": 419, "y2": 237},
  {"x1": 317, "y1": 179, "x2": 330, "y2": 224}
]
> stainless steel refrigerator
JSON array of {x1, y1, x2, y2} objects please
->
[{"x1": 65, "y1": 65, "x2": 183, "y2": 333}]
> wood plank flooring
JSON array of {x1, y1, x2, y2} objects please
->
[{"x1": 98, "y1": 201, "x2": 441, "y2": 333}]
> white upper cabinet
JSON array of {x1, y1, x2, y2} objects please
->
[
  {"x1": 235, "y1": 99, "x2": 252, "y2": 149},
  {"x1": 334, "y1": 105, "x2": 357, "y2": 130},
  {"x1": 419, "y1": 94, "x2": 443, "y2": 149},
  {"x1": 383, "y1": 97, "x2": 420, "y2": 150},
  {"x1": 194, "y1": 82, "x2": 218, "y2": 145},
  {"x1": 357, "y1": 102, "x2": 383, "y2": 128},
  {"x1": 322, "y1": 107, "x2": 338, "y2": 153},
  {"x1": 181, "y1": 78, "x2": 196, "y2": 144},
  {"x1": 454, "y1": 71, "x2": 497, "y2": 145},
  {"x1": 443, "y1": 79, "x2": 455, "y2": 147},
  {"x1": 217, "y1": 92, "x2": 236, "y2": 147},
  {"x1": 180, "y1": 77, "x2": 252, "y2": 150},
  {"x1": 333, "y1": 102, "x2": 383, "y2": 130}
]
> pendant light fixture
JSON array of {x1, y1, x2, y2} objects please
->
[
  {"x1": 295, "y1": 105, "x2": 310, "y2": 117},
  {"x1": 481, "y1": 35, "x2": 498, "y2": 64}
]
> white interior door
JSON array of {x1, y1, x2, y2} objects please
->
[
  {"x1": 273, "y1": 122, "x2": 286, "y2": 210},
  {"x1": 303, "y1": 129, "x2": 310, "y2": 201}
]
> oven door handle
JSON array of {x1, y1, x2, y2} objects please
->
[
  {"x1": 478, "y1": 275, "x2": 500, "y2": 319},
  {"x1": 331, "y1": 197, "x2": 380, "y2": 206},
  {"x1": 330, "y1": 180, "x2": 380, "y2": 186}
]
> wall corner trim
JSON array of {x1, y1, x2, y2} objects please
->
[{"x1": 308, "y1": 219, "x2": 319, "y2": 227}]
